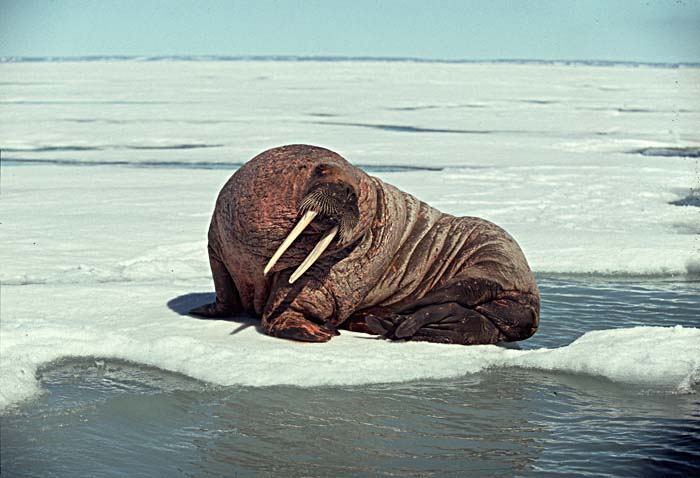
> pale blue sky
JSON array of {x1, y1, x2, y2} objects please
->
[{"x1": 1, "y1": 0, "x2": 699, "y2": 62}]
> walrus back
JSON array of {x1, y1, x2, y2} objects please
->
[{"x1": 359, "y1": 178, "x2": 539, "y2": 314}]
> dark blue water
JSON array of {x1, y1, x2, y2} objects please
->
[{"x1": 1, "y1": 276, "x2": 699, "y2": 478}]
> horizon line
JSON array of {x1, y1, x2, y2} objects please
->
[{"x1": 1, "y1": 54, "x2": 699, "y2": 68}]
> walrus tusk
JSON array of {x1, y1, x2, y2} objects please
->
[
  {"x1": 289, "y1": 225, "x2": 338, "y2": 284},
  {"x1": 264, "y1": 210, "x2": 318, "y2": 276}
]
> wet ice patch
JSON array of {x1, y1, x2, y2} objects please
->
[
  {"x1": 669, "y1": 193, "x2": 700, "y2": 207},
  {"x1": 311, "y1": 120, "x2": 515, "y2": 135},
  {"x1": 4, "y1": 143, "x2": 222, "y2": 153},
  {"x1": 633, "y1": 147, "x2": 700, "y2": 158}
]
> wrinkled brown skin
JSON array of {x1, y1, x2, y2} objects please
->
[{"x1": 191, "y1": 144, "x2": 539, "y2": 345}]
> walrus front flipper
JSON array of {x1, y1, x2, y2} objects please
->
[
  {"x1": 262, "y1": 310, "x2": 338, "y2": 342},
  {"x1": 261, "y1": 275, "x2": 341, "y2": 342},
  {"x1": 189, "y1": 246, "x2": 242, "y2": 318}
]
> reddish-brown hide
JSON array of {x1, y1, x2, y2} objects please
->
[{"x1": 191, "y1": 144, "x2": 539, "y2": 344}]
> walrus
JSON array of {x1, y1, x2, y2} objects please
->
[{"x1": 190, "y1": 144, "x2": 539, "y2": 344}]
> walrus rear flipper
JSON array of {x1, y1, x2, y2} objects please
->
[
  {"x1": 189, "y1": 245, "x2": 242, "y2": 318},
  {"x1": 365, "y1": 278, "x2": 539, "y2": 345}
]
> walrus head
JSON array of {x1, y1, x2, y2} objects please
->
[
  {"x1": 299, "y1": 164, "x2": 360, "y2": 242},
  {"x1": 264, "y1": 162, "x2": 361, "y2": 284}
]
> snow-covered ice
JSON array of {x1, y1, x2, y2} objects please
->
[{"x1": 1, "y1": 60, "x2": 699, "y2": 410}]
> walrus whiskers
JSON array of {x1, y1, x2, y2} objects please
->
[
  {"x1": 289, "y1": 225, "x2": 338, "y2": 284},
  {"x1": 263, "y1": 210, "x2": 318, "y2": 276}
]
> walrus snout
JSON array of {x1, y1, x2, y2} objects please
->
[
  {"x1": 262, "y1": 168, "x2": 361, "y2": 284},
  {"x1": 299, "y1": 180, "x2": 359, "y2": 242}
]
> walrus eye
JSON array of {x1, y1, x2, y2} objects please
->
[{"x1": 313, "y1": 164, "x2": 332, "y2": 177}]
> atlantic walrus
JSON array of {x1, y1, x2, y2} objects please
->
[{"x1": 190, "y1": 144, "x2": 539, "y2": 344}]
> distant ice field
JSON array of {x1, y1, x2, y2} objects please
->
[
  {"x1": 2, "y1": 60, "x2": 699, "y2": 167},
  {"x1": 1, "y1": 61, "x2": 699, "y2": 412}
]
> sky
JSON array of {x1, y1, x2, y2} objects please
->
[{"x1": 1, "y1": 0, "x2": 699, "y2": 62}]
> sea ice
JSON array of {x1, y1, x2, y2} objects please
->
[
  {"x1": 1, "y1": 282, "x2": 698, "y2": 411},
  {"x1": 1, "y1": 60, "x2": 698, "y2": 411}
]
